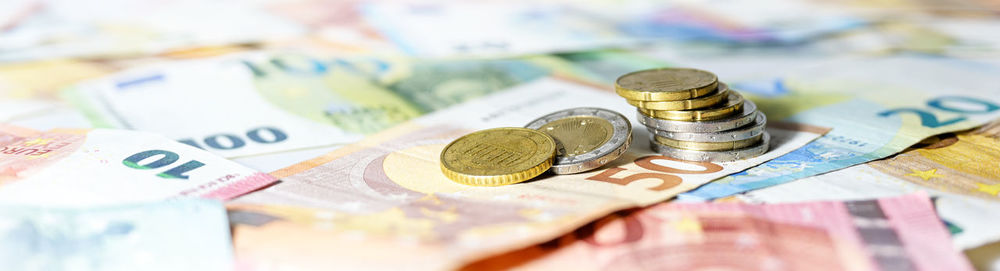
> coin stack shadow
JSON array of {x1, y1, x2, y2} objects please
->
[{"x1": 616, "y1": 68, "x2": 769, "y2": 162}]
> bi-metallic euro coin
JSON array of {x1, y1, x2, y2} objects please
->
[
  {"x1": 525, "y1": 107, "x2": 631, "y2": 174},
  {"x1": 650, "y1": 113, "x2": 767, "y2": 142},
  {"x1": 650, "y1": 132, "x2": 770, "y2": 162},
  {"x1": 638, "y1": 99, "x2": 759, "y2": 133}
]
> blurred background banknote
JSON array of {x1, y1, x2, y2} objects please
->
[
  {"x1": 227, "y1": 77, "x2": 827, "y2": 270},
  {"x1": 0, "y1": 199, "x2": 233, "y2": 271},
  {"x1": 0, "y1": 124, "x2": 275, "y2": 207},
  {"x1": 64, "y1": 52, "x2": 568, "y2": 171},
  {"x1": 462, "y1": 193, "x2": 972, "y2": 271},
  {"x1": 738, "y1": 123, "x2": 1000, "y2": 264},
  {"x1": 2, "y1": 0, "x2": 1000, "y2": 270}
]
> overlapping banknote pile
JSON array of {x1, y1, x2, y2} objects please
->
[{"x1": 3, "y1": 0, "x2": 1000, "y2": 270}]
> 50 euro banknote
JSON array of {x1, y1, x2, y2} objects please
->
[
  {"x1": 0, "y1": 124, "x2": 275, "y2": 207},
  {"x1": 227, "y1": 77, "x2": 827, "y2": 270}
]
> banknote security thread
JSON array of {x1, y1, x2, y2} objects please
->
[
  {"x1": 524, "y1": 107, "x2": 632, "y2": 174},
  {"x1": 440, "y1": 127, "x2": 556, "y2": 186},
  {"x1": 616, "y1": 68, "x2": 718, "y2": 101}
]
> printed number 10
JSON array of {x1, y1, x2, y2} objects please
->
[{"x1": 123, "y1": 150, "x2": 205, "y2": 179}]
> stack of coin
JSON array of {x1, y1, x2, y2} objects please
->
[
  {"x1": 440, "y1": 107, "x2": 632, "y2": 186},
  {"x1": 616, "y1": 68, "x2": 768, "y2": 162}
]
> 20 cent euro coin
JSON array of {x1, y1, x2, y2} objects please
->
[{"x1": 440, "y1": 128, "x2": 556, "y2": 186}]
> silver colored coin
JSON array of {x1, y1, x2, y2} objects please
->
[
  {"x1": 650, "y1": 132, "x2": 770, "y2": 162},
  {"x1": 638, "y1": 99, "x2": 758, "y2": 133},
  {"x1": 650, "y1": 113, "x2": 766, "y2": 142},
  {"x1": 525, "y1": 107, "x2": 632, "y2": 174}
]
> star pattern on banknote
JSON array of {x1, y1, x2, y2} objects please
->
[
  {"x1": 905, "y1": 168, "x2": 944, "y2": 180},
  {"x1": 975, "y1": 183, "x2": 1000, "y2": 197}
]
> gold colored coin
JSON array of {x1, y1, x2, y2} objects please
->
[
  {"x1": 627, "y1": 87, "x2": 728, "y2": 111},
  {"x1": 440, "y1": 127, "x2": 555, "y2": 186},
  {"x1": 538, "y1": 116, "x2": 614, "y2": 157},
  {"x1": 639, "y1": 91, "x2": 745, "y2": 121},
  {"x1": 616, "y1": 68, "x2": 718, "y2": 101},
  {"x1": 653, "y1": 133, "x2": 763, "y2": 151}
]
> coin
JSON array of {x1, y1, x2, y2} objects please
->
[
  {"x1": 650, "y1": 113, "x2": 766, "y2": 142},
  {"x1": 525, "y1": 107, "x2": 632, "y2": 174},
  {"x1": 616, "y1": 68, "x2": 718, "y2": 101},
  {"x1": 638, "y1": 91, "x2": 745, "y2": 121},
  {"x1": 650, "y1": 132, "x2": 770, "y2": 162},
  {"x1": 653, "y1": 133, "x2": 763, "y2": 151},
  {"x1": 638, "y1": 99, "x2": 759, "y2": 133},
  {"x1": 440, "y1": 127, "x2": 555, "y2": 186},
  {"x1": 626, "y1": 84, "x2": 728, "y2": 110}
]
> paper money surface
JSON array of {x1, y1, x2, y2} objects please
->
[
  {"x1": 361, "y1": 1, "x2": 863, "y2": 57},
  {"x1": 0, "y1": 0, "x2": 304, "y2": 62},
  {"x1": 0, "y1": 125, "x2": 275, "y2": 207},
  {"x1": 66, "y1": 52, "x2": 554, "y2": 163},
  {"x1": 647, "y1": 56, "x2": 1000, "y2": 200},
  {"x1": 228, "y1": 77, "x2": 826, "y2": 270},
  {"x1": 463, "y1": 193, "x2": 972, "y2": 271},
  {"x1": 0, "y1": 199, "x2": 233, "y2": 271},
  {"x1": 740, "y1": 126, "x2": 1000, "y2": 250}
]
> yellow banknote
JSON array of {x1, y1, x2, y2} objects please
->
[{"x1": 869, "y1": 122, "x2": 1000, "y2": 201}]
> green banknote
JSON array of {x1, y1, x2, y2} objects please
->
[{"x1": 65, "y1": 52, "x2": 554, "y2": 162}]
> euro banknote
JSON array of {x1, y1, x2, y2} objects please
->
[
  {"x1": 0, "y1": 125, "x2": 275, "y2": 207},
  {"x1": 549, "y1": 52, "x2": 1000, "y2": 201},
  {"x1": 0, "y1": 0, "x2": 304, "y2": 62},
  {"x1": 678, "y1": 56, "x2": 1000, "y2": 200},
  {"x1": 0, "y1": 199, "x2": 233, "y2": 271},
  {"x1": 361, "y1": 1, "x2": 864, "y2": 57},
  {"x1": 463, "y1": 193, "x2": 972, "y2": 271},
  {"x1": 740, "y1": 125, "x2": 1000, "y2": 251},
  {"x1": 65, "y1": 52, "x2": 555, "y2": 166},
  {"x1": 227, "y1": 77, "x2": 826, "y2": 270}
]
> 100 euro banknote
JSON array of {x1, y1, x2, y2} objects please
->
[
  {"x1": 65, "y1": 52, "x2": 557, "y2": 168},
  {"x1": 227, "y1": 77, "x2": 826, "y2": 270},
  {"x1": 0, "y1": 125, "x2": 275, "y2": 206}
]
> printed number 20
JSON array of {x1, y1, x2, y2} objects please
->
[{"x1": 878, "y1": 96, "x2": 999, "y2": 128}]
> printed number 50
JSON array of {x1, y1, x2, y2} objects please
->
[{"x1": 585, "y1": 156, "x2": 722, "y2": 191}]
